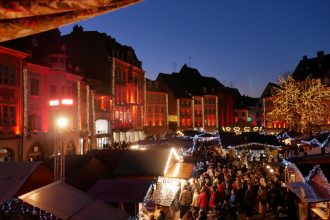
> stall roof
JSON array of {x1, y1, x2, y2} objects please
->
[
  {"x1": 114, "y1": 148, "x2": 170, "y2": 177},
  {"x1": 19, "y1": 182, "x2": 129, "y2": 220},
  {"x1": 164, "y1": 162, "x2": 194, "y2": 179},
  {"x1": 286, "y1": 165, "x2": 330, "y2": 204},
  {"x1": 88, "y1": 179, "x2": 151, "y2": 203},
  {"x1": 0, "y1": 162, "x2": 41, "y2": 205}
]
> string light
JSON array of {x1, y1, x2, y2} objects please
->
[
  {"x1": 0, "y1": 198, "x2": 58, "y2": 219},
  {"x1": 23, "y1": 67, "x2": 28, "y2": 136},
  {"x1": 91, "y1": 91, "x2": 96, "y2": 138},
  {"x1": 86, "y1": 85, "x2": 90, "y2": 134},
  {"x1": 77, "y1": 81, "x2": 81, "y2": 130}
]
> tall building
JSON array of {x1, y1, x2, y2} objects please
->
[
  {"x1": 1, "y1": 29, "x2": 96, "y2": 160},
  {"x1": 62, "y1": 26, "x2": 146, "y2": 144},
  {"x1": 145, "y1": 79, "x2": 168, "y2": 137},
  {"x1": 156, "y1": 64, "x2": 236, "y2": 132},
  {"x1": 0, "y1": 47, "x2": 29, "y2": 161}
]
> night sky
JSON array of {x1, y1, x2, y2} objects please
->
[{"x1": 60, "y1": 0, "x2": 330, "y2": 98}]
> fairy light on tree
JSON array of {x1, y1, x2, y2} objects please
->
[{"x1": 267, "y1": 75, "x2": 330, "y2": 133}]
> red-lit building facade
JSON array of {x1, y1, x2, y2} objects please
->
[
  {"x1": 260, "y1": 82, "x2": 286, "y2": 132},
  {"x1": 63, "y1": 26, "x2": 146, "y2": 145},
  {"x1": 145, "y1": 79, "x2": 168, "y2": 137},
  {"x1": 0, "y1": 47, "x2": 29, "y2": 161},
  {"x1": 156, "y1": 64, "x2": 235, "y2": 132}
]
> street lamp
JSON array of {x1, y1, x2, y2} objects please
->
[
  {"x1": 54, "y1": 117, "x2": 68, "y2": 182},
  {"x1": 57, "y1": 117, "x2": 68, "y2": 128}
]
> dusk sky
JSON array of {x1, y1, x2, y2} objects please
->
[{"x1": 60, "y1": 0, "x2": 330, "y2": 98}]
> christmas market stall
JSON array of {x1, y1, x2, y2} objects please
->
[
  {"x1": 17, "y1": 181, "x2": 130, "y2": 220},
  {"x1": 139, "y1": 148, "x2": 194, "y2": 220},
  {"x1": 88, "y1": 178, "x2": 152, "y2": 217},
  {"x1": 285, "y1": 163, "x2": 330, "y2": 220},
  {"x1": 0, "y1": 162, "x2": 53, "y2": 205}
]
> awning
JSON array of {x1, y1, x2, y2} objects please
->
[
  {"x1": 0, "y1": 0, "x2": 143, "y2": 42},
  {"x1": 164, "y1": 162, "x2": 194, "y2": 179}
]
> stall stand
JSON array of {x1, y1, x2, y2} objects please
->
[
  {"x1": 285, "y1": 163, "x2": 330, "y2": 220},
  {"x1": 139, "y1": 148, "x2": 194, "y2": 220}
]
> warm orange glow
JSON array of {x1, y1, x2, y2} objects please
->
[
  {"x1": 62, "y1": 99, "x2": 73, "y2": 105},
  {"x1": 100, "y1": 97, "x2": 105, "y2": 110},
  {"x1": 49, "y1": 100, "x2": 59, "y2": 106},
  {"x1": 15, "y1": 126, "x2": 20, "y2": 134}
]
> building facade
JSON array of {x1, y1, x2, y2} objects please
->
[
  {"x1": 0, "y1": 47, "x2": 29, "y2": 161},
  {"x1": 63, "y1": 26, "x2": 146, "y2": 145},
  {"x1": 145, "y1": 79, "x2": 168, "y2": 137}
]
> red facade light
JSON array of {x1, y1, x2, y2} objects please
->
[
  {"x1": 49, "y1": 100, "x2": 59, "y2": 106},
  {"x1": 62, "y1": 99, "x2": 73, "y2": 105}
]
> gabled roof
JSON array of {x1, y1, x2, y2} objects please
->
[
  {"x1": 62, "y1": 26, "x2": 142, "y2": 81},
  {"x1": 286, "y1": 165, "x2": 330, "y2": 204},
  {"x1": 19, "y1": 182, "x2": 129, "y2": 220},
  {"x1": 88, "y1": 179, "x2": 152, "y2": 203},
  {"x1": 156, "y1": 64, "x2": 225, "y2": 98},
  {"x1": 301, "y1": 132, "x2": 330, "y2": 147},
  {"x1": 114, "y1": 148, "x2": 170, "y2": 177},
  {"x1": 260, "y1": 82, "x2": 279, "y2": 98},
  {"x1": 0, "y1": 162, "x2": 42, "y2": 205}
]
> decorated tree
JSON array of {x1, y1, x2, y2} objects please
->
[{"x1": 267, "y1": 75, "x2": 330, "y2": 133}]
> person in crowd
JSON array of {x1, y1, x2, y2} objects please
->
[
  {"x1": 258, "y1": 185, "x2": 267, "y2": 218},
  {"x1": 209, "y1": 185, "x2": 219, "y2": 213},
  {"x1": 156, "y1": 210, "x2": 165, "y2": 220},
  {"x1": 182, "y1": 210, "x2": 194, "y2": 220},
  {"x1": 244, "y1": 184, "x2": 255, "y2": 220},
  {"x1": 179, "y1": 185, "x2": 192, "y2": 219},
  {"x1": 198, "y1": 186, "x2": 209, "y2": 211},
  {"x1": 196, "y1": 210, "x2": 207, "y2": 220},
  {"x1": 191, "y1": 188, "x2": 200, "y2": 212},
  {"x1": 229, "y1": 189, "x2": 239, "y2": 220}
]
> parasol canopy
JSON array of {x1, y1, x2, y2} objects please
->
[{"x1": 0, "y1": 0, "x2": 143, "y2": 42}]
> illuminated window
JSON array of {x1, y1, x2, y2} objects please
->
[{"x1": 30, "y1": 78, "x2": 39, "y2": 96}]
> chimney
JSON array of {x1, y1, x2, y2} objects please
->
[
  {"x1": 303, "y1": 55, "x2": 308, "y2": 60},
  {"x1": 317, "y1": 51, "x2": 324, "y2": 60}
]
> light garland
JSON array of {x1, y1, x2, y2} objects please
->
[
  {"x1": 192, "y1": 97, "x2": 195, "y2": 128},
  {"x1": 23, "y1": 67, "x2": 28, "y2": 136},
  {"x1": 177, "y1": 99, "x2": 180, "y2": 127},
  {"x1": 228, "y1": 142, "x2": 281, "y2": 150},
  {"x1": 201, "y1": 97, "x2": 204, "y2": 128},
  {"x1": 166, "y1": 94, "x2": 168, "y2": 126},
  {"x1": 216, "y1": 96, "x2": 218, "y2": 128},
  {"x1": 91, "y1": 91, "x2": 96, "y2": 137},
  {"x1": 77, "y1": 81, "x2": 81, "y2": 130},
  {"x1": 0, "y1": 198, "x2": 57, "y2": 220},
  {"x1": 86, "y1": 85, "x2": 90, "y2": 134},
  {"x1": 304, "y1": 165, "x2": 330, "y2": 197},
  {"x1": 301, "y1": 133, "x2": 330, "y2": 148}
]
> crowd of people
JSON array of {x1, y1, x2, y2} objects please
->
[{"x1": 175, "y1": 142, "x2": 299, "y2": 220}]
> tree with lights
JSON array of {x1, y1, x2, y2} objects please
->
[{"x1": 267, "y1": 75, "x2": 330, "y2": 133}]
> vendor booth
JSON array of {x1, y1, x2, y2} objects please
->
[
  {"x1": 285, "y1": 164, "x2": 330, "y2": 220},
  {"x1": 139, "y1": 148, "x2": 194, "y2": 220}
]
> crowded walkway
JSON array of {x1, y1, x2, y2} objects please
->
[{"x1": 172, "y1": 141, "x2": 298, "y2": 220}]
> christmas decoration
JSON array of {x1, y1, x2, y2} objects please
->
[
  {"x1": 0, "y1": 198, "x2": 57, "y2": 220},
  {"x1": 267, "y1": 75, "x2": 330, "y2": 133}
]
